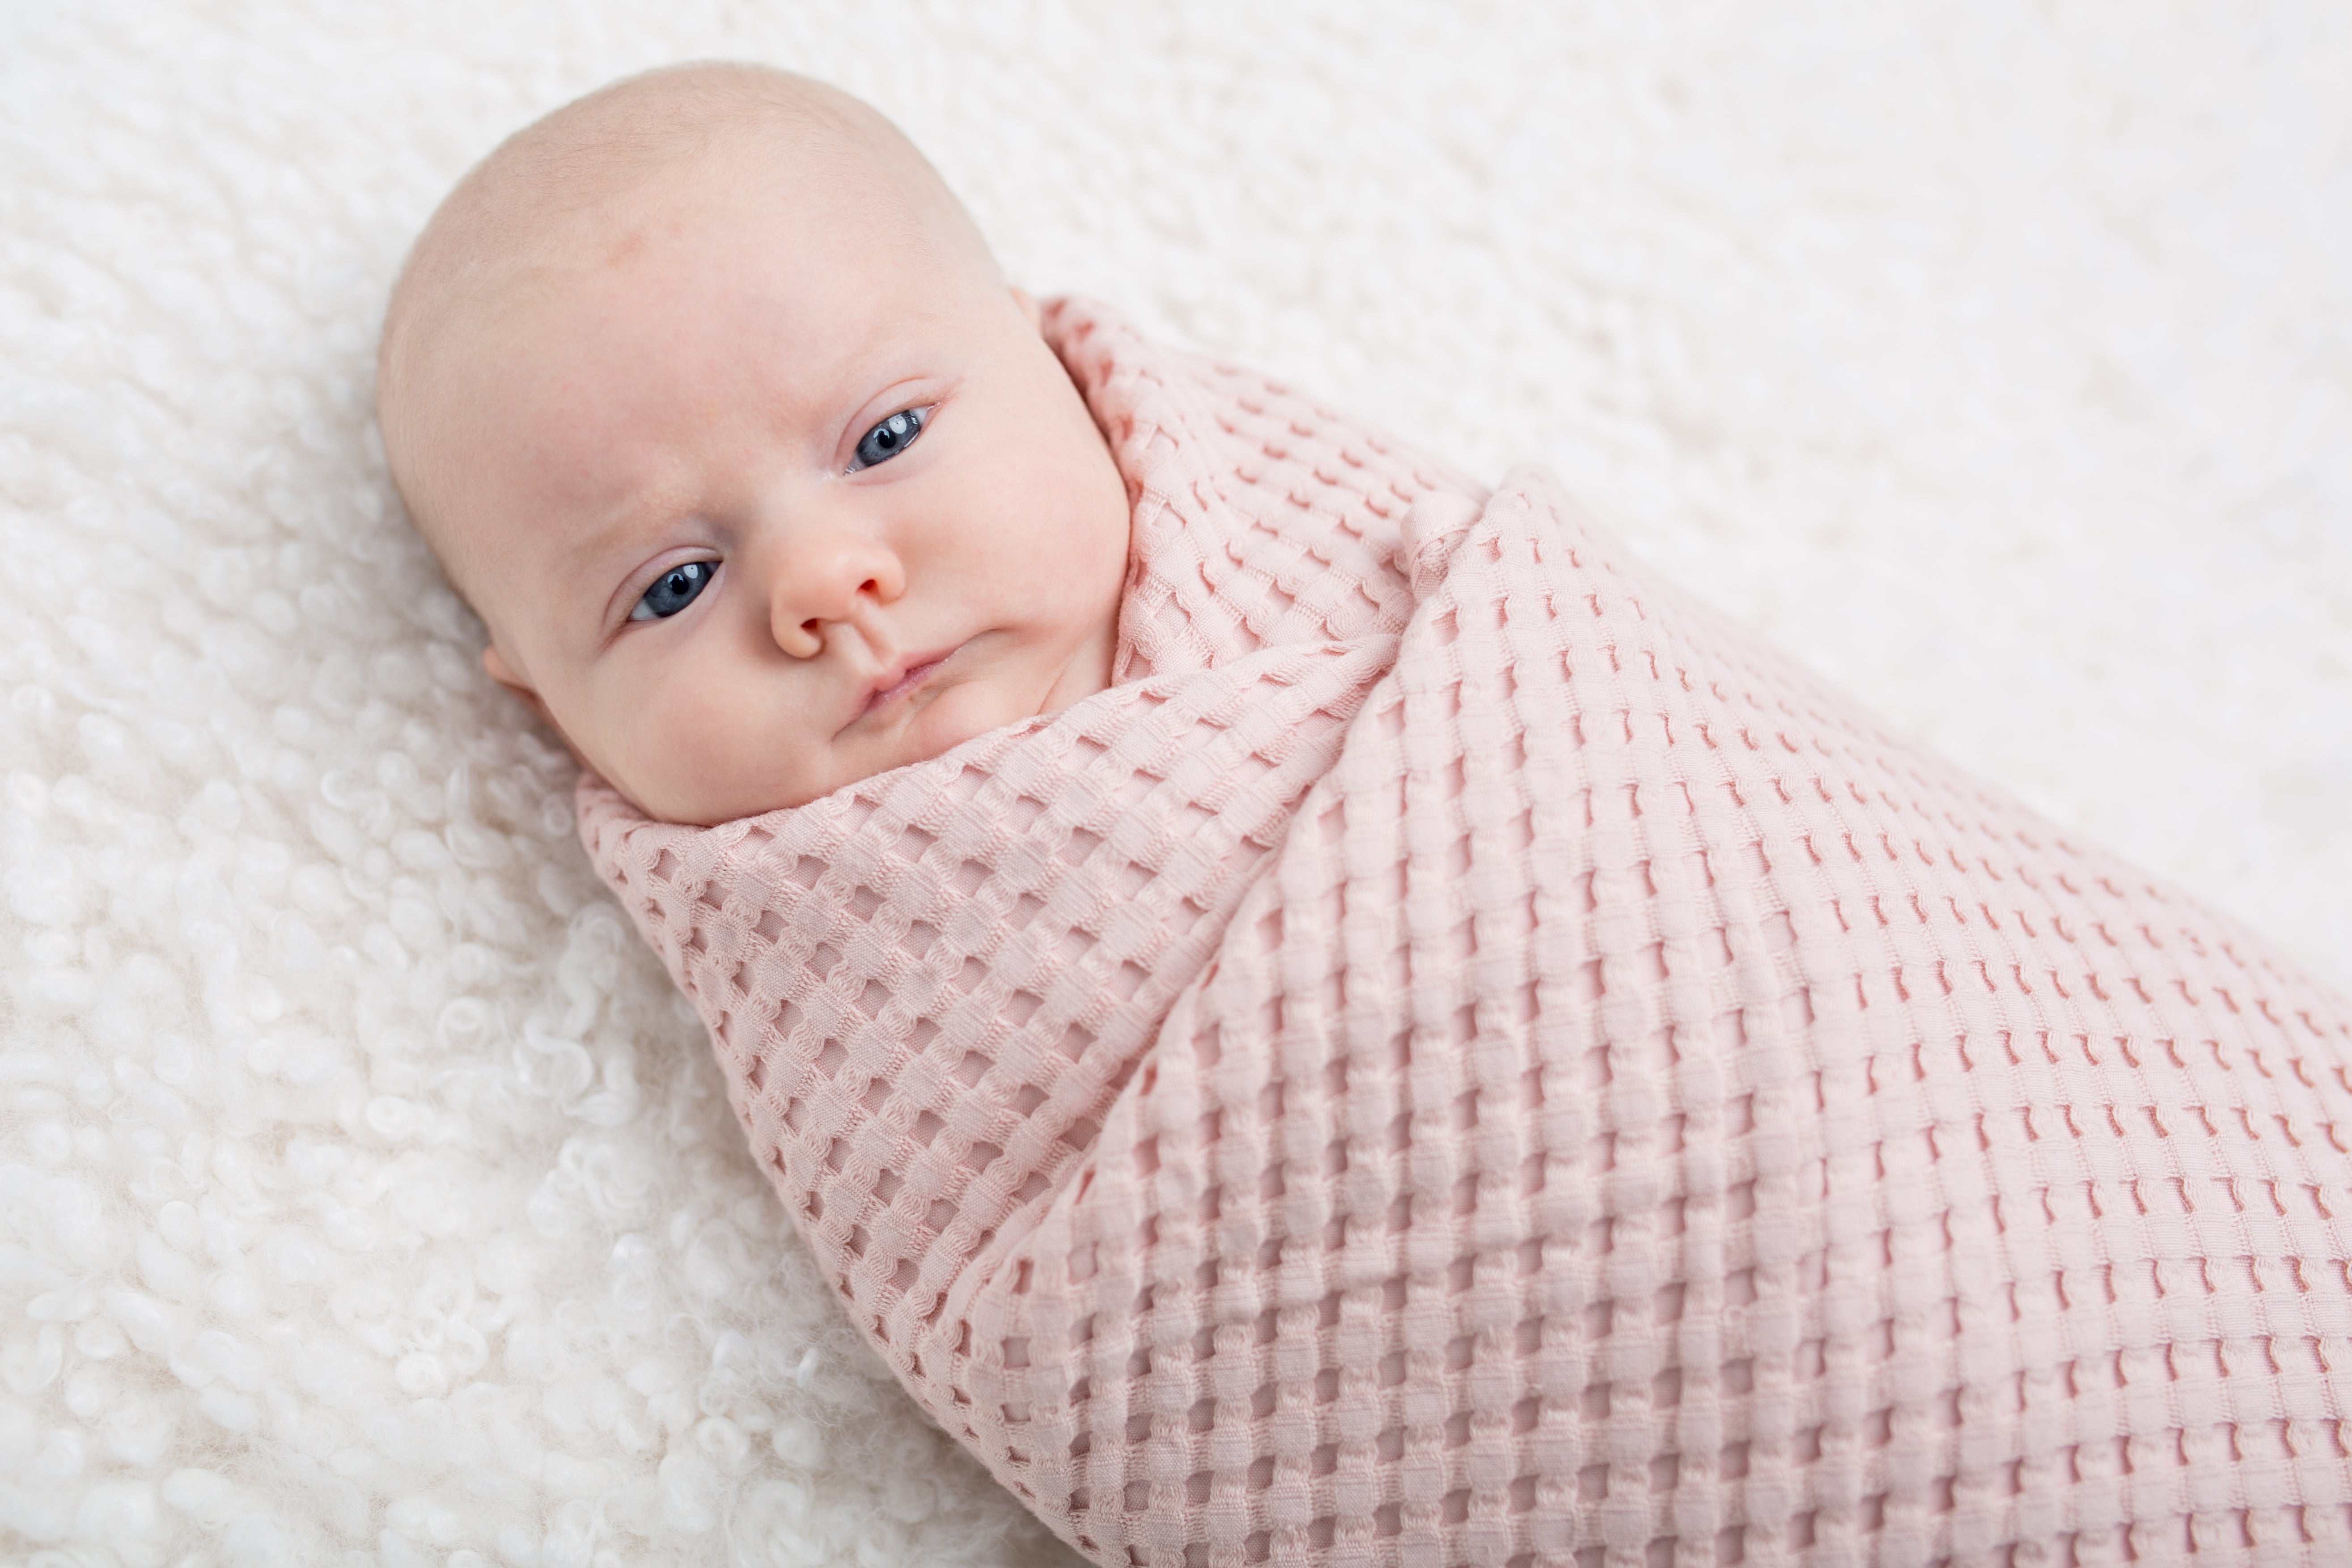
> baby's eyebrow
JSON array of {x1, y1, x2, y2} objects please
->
[
  {"x1": 576, "y1": 496, "x2": 661, "y2": 559},
  {"x1": 576, "y1": 470, "x2": 712, "y2": 560},
  {"x1": 563, "y1": 493, "x2": 695, "y2": 627}
]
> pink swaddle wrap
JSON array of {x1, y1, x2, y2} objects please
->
[{"x1": 579, "y1": 299, "x2": 2352, "y2": 1566}]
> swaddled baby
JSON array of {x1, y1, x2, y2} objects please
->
[{"x1": 383, "y1": 64, "x2": 2352, "y2": 1568}]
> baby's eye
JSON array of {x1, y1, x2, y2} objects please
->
[
  {"x1": 630, "y1": 560, "x2": 716, "y2": 622},
  {"x1": 850, "y1": 407, "x2": 928, "y2": 470}
]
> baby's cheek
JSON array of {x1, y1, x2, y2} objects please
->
[{"x1": 610, "y1": 692, "x2": 765, "y2": 821}]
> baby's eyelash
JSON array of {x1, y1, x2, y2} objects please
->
[
  {"x1": 850, "y1": 406, "x2": 930, "y2": 471},
  {"x1": 630, "y1": 559, "x2": 717, "y2": 622}
]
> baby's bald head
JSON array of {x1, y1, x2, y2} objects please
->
[
  {"x1": 378, "y1": 63, "x2": 1000, "y2": 590},
  {"x1": 368, "y1": 62, "x2": 1130, "y2": 824}
]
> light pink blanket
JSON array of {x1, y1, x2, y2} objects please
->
[{"x1": 581, "y1": 299, "x2": 2352, "y2": 1566}]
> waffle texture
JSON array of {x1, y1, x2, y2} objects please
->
[{"x1": 578, "y1": 300, "x2": 2352, "y2": 1566}]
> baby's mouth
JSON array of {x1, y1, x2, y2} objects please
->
[{"x1": 855, "y1": 649, "x2": 955, "y2": 724}]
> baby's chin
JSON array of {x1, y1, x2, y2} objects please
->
[
  {"x1": 868, "y1": 679, "x2": 1035, "y2": 783},
  {"x1": 593, "y1": 741, "x2": 825, "y2": 827},
  {"x1": 605, "y1": 663, "x2": 1109, "y2": 826},
  {"x1": 784, "y1": 670, "x2": 1084, "y2": 816},
  {"x1": 601, "y1": 731, "x2": 965, "y2": 829}
]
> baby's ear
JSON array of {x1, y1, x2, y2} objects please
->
[
  {"x1": 1011, "y1": 286, "x2": 1042, "y2": 330},
  {"x1": 483, "y1": 643, "x2": 586, "y2": 761},
  {"x1": 482, "y1": 642, "x2": 533, "y2": 699},
  {"x1": 482, "y1": 644, "x2": 554, "y2": 724}
]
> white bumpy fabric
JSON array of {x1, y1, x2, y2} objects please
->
[{"x1": 579, "y1": 299, "x2": 2352, "y2": 1567}]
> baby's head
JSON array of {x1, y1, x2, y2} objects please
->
[{"x1": 378, "y1": 64, "x2": 1132, "y2": 825}]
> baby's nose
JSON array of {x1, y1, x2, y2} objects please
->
[{"x1": 766, "y1": 534, "x2": 906, "y2": 659}]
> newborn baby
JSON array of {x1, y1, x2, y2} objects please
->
[
  {"x1": 378, "y1": 64, "x2": 1131, "y2": 824},
  {"x1": 385, "y1": 64, "x2": 2352, "y2": 1568}
]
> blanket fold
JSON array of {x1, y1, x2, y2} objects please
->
[{"x1": 580, "y1": 299, "x2": 2352, "y2": 1567}]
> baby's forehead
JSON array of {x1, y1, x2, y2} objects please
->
[{"x1": 401, "y1": 112, "x2": 953, "y2": 376}]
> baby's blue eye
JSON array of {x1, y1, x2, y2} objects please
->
[
  {"x1": 630, "y1": 560, "x2": 716, "y2": 622},
  {"x1": 851, "y1": 407, "x2": 926, "y2": 470}
]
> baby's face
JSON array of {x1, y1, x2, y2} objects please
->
[{"x1": 407, "y1": 176, "x2": 1131, "y2": 825}]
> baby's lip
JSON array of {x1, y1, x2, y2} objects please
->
[{"x1": 853, "y1": 646, "x2": 959, "y2": 726}]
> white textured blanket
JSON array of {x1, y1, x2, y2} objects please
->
[{"x1": 4, "y1": 6, "x2": 2348, "y2": 1566}]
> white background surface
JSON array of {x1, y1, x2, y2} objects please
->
[{"x1": 3, "y1": 3, "x2": 2347, "y2": 1563}]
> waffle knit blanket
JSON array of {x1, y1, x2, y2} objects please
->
[{"x1": 578, "y1": 299, "x2": 2352, "y2": 1566}]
